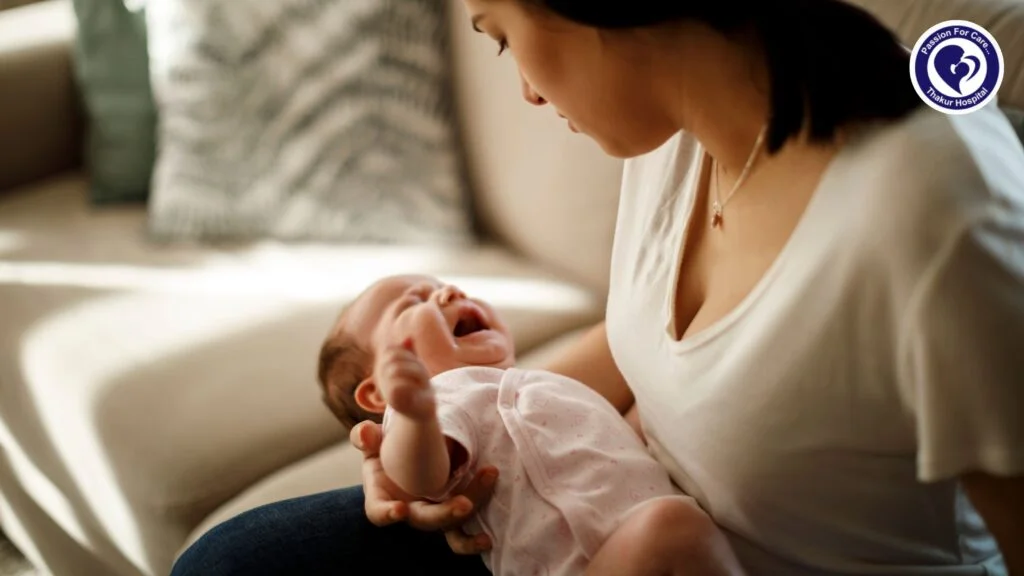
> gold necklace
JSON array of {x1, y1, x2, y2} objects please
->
[{"x1": 711, "y1": 124, "x2": 769, "y2": 228}]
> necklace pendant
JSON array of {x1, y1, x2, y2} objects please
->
[{"x1": 711, "y1": 201, "x2": 724, "y2": 228}]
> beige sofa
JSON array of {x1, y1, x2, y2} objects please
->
[{"x1": 1, "y1": 1, "x2": 1022, "y2": 575}]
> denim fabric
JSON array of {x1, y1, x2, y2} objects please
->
[{"x1": 171, "y1": 486, "x2": 489, "y2": 576}]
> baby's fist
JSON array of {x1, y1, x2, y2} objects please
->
[{"x1": 377, "y1": 339, "x2": 436, "y2": 421}]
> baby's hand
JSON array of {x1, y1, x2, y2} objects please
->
[{"x1": 376, "y1": 339, "x2": 436, "y2": 421}]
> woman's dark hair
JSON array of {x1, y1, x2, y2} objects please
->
[{"x1": 533, "y1": 0, "x2": 922, "y2": 153}]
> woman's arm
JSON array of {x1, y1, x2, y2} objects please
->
[
  {"x1": 543, "y1": 321, "x2": 635, "y2": 414},
  {"x1": 897, "y1": 217, "x2": 1024, "y2": 572},
  {"x1": 963, "y1": 473, "x2": 1024, "y2": 574}
]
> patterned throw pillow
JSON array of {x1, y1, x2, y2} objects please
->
[{"x1": 145, "y1": 0, "x2": 473, "y2": 244}]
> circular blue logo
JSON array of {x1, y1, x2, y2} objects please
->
[{"x1": 910, "y1": 20, "x2": 1004, "y2": 115}]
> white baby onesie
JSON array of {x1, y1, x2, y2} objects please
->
[{"x1": 384, "y1": 366, "x2": 682, "y2": 576}]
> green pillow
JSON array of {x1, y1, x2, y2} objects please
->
[{"x1": 71, "y1": 0, "x2": 155, "y2": 204}]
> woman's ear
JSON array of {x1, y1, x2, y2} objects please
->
[{"x1": 354, "y1": 377, "x2": 386, "y2": 415}]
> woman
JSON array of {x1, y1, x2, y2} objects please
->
[{"x1": 172, "y1": 0, "x2": 1024, "y2": 574}]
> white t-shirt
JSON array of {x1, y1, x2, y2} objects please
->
[{"x1": 606, "y1": 103, "x2": 1024, "y2": 575}]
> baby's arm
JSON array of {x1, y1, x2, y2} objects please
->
[{"x1": 377, "y1": 340, "x2": 458, "y2": 500}]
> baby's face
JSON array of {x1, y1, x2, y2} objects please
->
[{"x1": 339, "y1": 275, "x2": 515, "y2": 376}]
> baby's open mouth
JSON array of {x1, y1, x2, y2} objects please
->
[{"x1": 453, "y1": 307, "x2": 489, "y2": 338}]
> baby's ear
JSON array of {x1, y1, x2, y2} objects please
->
[{"x1": 353, "y1": 377, "x2": 387, "y2": 414}]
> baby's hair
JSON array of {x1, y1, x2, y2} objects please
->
[{"x1": 317, "y1": 326, "x2": 381, "y2": 430}]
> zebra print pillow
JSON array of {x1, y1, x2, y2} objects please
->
[{"x1": 145, "y1": 0, "x2": 473, "y2": 244}]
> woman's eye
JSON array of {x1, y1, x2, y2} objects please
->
[{"x1": 497, "y1": 40, "x2": 508, "y2": 56}]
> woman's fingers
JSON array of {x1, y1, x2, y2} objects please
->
[
  {"x1": 355, "y1": 422, "x2": 404, "y2": 527},
  {"x1": 405, "y1": 467, "x2": 498, "y2": 533},
  {"x1": 459, "y1": 466, "x2": 498, "y2": 511},
  {"x1": 361, "y1": 455, "x2": 406, "y2": 526},
  {"x1": 405, "y1": 496, "x2": 473, "y2": 531},
  {"x1": 435, "y1": 469, "x2": 499, "y2": 554},
  {"x1": 445, "y1": 528, "x2": 492, "y2": 555},
  {"x1": 350, "y1": 421, "x2": 382, "y2": 455}
]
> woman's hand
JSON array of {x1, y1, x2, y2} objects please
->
[{"x1": 351, "y1": 420, "x2": 498, "y2": 554}]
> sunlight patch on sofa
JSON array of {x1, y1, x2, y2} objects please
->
[
  {"x1": 0, "y1": 422, "x2": 94, "y2": 554},
  {"x1": 17, "y1": 294, "x2": 307, "y2": 573},
  {"x1": 0, "y1": 260, "x2": 597, "y2": 312}
]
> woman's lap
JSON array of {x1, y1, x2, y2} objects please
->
[{"x1": 171, "y1": 485, "x2": 489, "y2": 576}]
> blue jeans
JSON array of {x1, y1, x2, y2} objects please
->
[{"x1": 171, "y1": 486, "x2": 489, "y2": 576}]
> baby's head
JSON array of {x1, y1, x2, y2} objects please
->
[{"x1": 318, "y1": 274, "x2": 515, "y2": 428}]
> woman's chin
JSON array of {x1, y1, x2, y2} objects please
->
[
  {"x1": 596, "y1": 129, "x2": 675, "y2": 159},
  {"x1": 596, "y1": 137, "x2": 641, "y2": 159}
]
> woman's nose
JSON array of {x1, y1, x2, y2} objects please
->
[{"x1": 520, "y1": 73, "x2": 546, "y2": 106}]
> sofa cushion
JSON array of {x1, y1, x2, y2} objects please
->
[
  {"x1": 179, "y1": 326, "x2": 592, "y2": 554},
  {"x1": 0, "y1": 175, "x2": 601, "y2": 575},
  {"x1": 850, "y1": 0, "x2": 1024, "y2": 110},
  {"x1": 145, "y1": 0, "x2": 473, "y2": 245},
  {"x1": 0, "y1": 0, "x2": 81, "y2": 193},
  {"x1": 71, "y1": 0, "x2": 156, "y2": 204}
]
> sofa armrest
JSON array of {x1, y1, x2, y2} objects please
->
[{"x1": 0, "y1": 0, "x2": 82, "y2": 193}]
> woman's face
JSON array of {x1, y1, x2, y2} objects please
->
[{"x1": 462, "y1": 0, "x2": 680, "y2": 158}]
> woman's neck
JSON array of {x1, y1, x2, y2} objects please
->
[{"x1": 655, "y1": 25, "x2": 777, "y2": 177}]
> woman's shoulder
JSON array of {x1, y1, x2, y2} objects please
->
[
  {"x1": 841, "y1": 103, "x2": 1024, "y2": 220},
  {"x1": 834, "y1": 103, "x2": 1024, "y2": 261},
  {"x1": 822, "y1": 103, "x2": 1024, "y2": 309}
]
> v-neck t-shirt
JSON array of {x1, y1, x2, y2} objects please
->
[{"x1": 606, "y1": 103, "x2": 1024, "y2": 575}]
